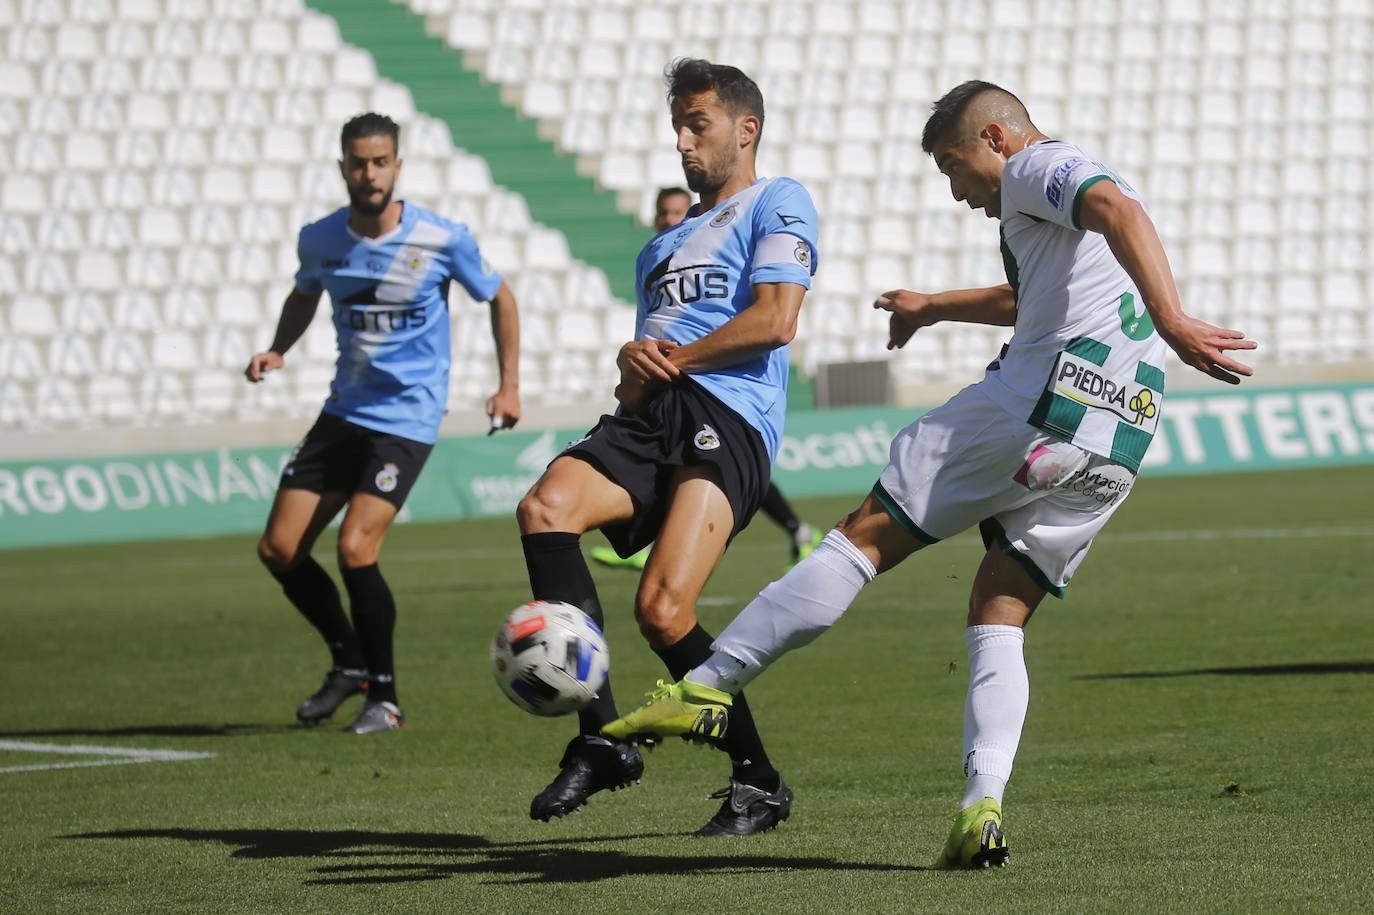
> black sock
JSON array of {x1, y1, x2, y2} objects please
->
[
  {"x1": 340, "y1": 564, "x2": 398, "y2": 705},
  {"x1": 269, "y1": 558, "x2": 364, "y2": 670},
  {"x1": 520, "y1": 532, "x2": 618, "y2": 735},
  {"x1": 653, "y1": 624, "x2": 780, "y2": 791},
  {"x1": 760, "y1": 483, "x2": 801, "y2": 536}
]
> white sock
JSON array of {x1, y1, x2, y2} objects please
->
[
  {"x1": 959, "y1": 624, "x2": 1028, "y2": 808},
  {"x1": 689, "y1": 530, "x2": 876, "y2": 693}
]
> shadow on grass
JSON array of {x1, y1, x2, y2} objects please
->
[
  {"x1": 0, "y1": 724, "x2": 294, "y2": 739},
  {"x1": 1078, "y1": 660, "x2": 1374, "y2": 680},
  {"x1": 65, "y1": 828, "x2": 924, "y2": 885}
]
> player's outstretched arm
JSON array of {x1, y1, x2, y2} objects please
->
[
  {"x1": 485, "y1": 280, "x2": 521, "y2": 432},
  {"x1": 873, "y1": 285, "x2": 1016, "y2": 350},
  {"x1": 244, "y1": 287, "x2": 321, "y2": 382},
  {"x1": 665, "y1": 282, "x2": 806, "y2": 375},
  {"x1": 1078, "y1": 181, "x2": 1257, "y2": 384}
]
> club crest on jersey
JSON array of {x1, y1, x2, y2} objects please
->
[
  {"x1": 693, "y1": 425, "x2": 721, "y2": 451},
  {"x1": 374, "y1": 463, "x2": 400, "y2": 493},
  {"x1": 406, "y1": 247, "x2": 427, "y2": 274},
  {"x1": 709, "y1": 204, "x2": 738, "y2": 229},
  {"x1": 794, "y1": 240, "x2": 810, "y2": 267}
]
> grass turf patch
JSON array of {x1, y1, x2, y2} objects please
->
[{"x1": 2, "y1": 466, "x2": 1371, "y2": 912}]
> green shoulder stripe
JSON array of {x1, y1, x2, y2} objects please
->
[{"x1": 1071, "y1": 175, "x2": 1114, "y2": 230}]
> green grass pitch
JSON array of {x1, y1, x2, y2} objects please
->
[{"x1": 3, "y1": 465, "x2": 1371, "y2": 912}]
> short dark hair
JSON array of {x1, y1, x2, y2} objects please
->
[
  {"x1": 656, "y1": 186, "x2": 691, "y2": 203},
  {"x1": 664, "y1": 58, "x2": 765, "y2": 149},
  {"x1": 341, "y1": 112, "x2": 400, "y2": 156},
  {"x1": 921, "y1": 80, "x2": 1022, "y2": 154}
]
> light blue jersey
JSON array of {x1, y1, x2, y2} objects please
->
[
  {"x1": 294, "y1": 202, "x2": 502, "y2": 444},
  {"x1": 636, "y1": 176, "x2": 819, "y2": 460}
]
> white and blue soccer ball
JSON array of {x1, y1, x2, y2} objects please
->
[{"x1": 491, "y1": 600, "x2": 609, "y2": 717}]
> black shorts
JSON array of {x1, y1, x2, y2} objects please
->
[
  {"x1": 564, "y1": 379, "x2": 771, "y2": 558},
  {"x1": 279, "y1": 412, "x2": 434, "y2": 509}
]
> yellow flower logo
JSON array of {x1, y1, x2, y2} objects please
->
[{"x1": 1129, "y1": 389, "x2": 1157, "y2": 425}]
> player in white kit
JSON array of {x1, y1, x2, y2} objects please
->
[{"x1": 604, "y1": 81, "x2": 1257, "y2": 867}]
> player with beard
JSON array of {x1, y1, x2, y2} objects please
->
[
  {"x1": 515, "y1": 59, "x2": 819, "y2": 835},
  {"x1": 246, "y1": 113, "x2": 522, "y2": 734},
  {"x1": 590, "y1": 186, "x2": 823, "y2": 573}
]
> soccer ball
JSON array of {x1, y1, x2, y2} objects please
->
[{"x1": 491, "y1": 600, "x2": 610, "y2": 717}]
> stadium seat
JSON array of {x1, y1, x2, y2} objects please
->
[{"x1": 3, "y1": 0, "x2": 1367, "y2": 437}]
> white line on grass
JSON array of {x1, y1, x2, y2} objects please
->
[{"x1": 0, "y1": 740, "x2": 216, "y2": 775}]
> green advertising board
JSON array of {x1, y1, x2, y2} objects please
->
[{"x1": 2, "y1": 382, "x2": 1372, "y2": 551}]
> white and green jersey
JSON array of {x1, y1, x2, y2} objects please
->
[{"x1": 980, "y1": 139, "x2": 1167, "y2": 473}]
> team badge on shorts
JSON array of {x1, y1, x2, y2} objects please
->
[
  {"x1": 374, "y1": 463, "x2": 400, "y2": 493},
  {"x1": 693, "y1": 425, "x2": 721, "y2": 451},
  {"x1": 283, "y1": 438, "x2": 305, "y2": 476}
]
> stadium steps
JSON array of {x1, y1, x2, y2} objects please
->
[{"x1": 306, "y1": 0, "x2": 647, "y2": 302}]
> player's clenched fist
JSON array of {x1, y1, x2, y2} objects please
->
[
  {"x1": 616, "y1": 338, "x2": 680, "y2": 385},
  {"x1": 244, "y1": 350, "x2": 285, "y2": 383}
]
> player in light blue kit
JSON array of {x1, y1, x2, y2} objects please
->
[
  {"x1": 246, "y1": 113, "x2": 521, "y2": 735},
  {"x1": 515, "y1": 59, "x2": 819, "y2": 835}
]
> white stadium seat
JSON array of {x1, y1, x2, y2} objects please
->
[{"x1": 1, "y1": 0, "x2": 1367, "y2": 436}]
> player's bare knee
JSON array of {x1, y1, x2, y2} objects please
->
[
  {"x1": 257, "y1": 535, "x2": 299, "y2": 572},
  {"x1": 633, "y1": 589, "x2": 690, "y2": 647},
  {"x1": 517, "y1": 483, "x2": 573, "y2": 534},
  {"x1": 336, "y1": 530, "x2": 380, "y2": 569}
]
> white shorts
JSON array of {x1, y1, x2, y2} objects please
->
[{"x1": 874, "y1": 383, "x2": 1135, "y2": 597}]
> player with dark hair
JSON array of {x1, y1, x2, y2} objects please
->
[
  {"x1": 590, "y1": 187, "x2": 822, "y2": 573},
  {"x1": 653, "y1": 186, "x2": 692, "y2": 232},
  {"x1": 606, "y1": 80, "x2": 1256, "y2": 866},
  {"x1": 516, "y1": 59, "x2": 819, "y2": 835},
  {"x1": 247, "y1": 112, "x2": 521, "y2": 734}
]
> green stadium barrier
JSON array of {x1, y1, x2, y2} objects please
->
[{"x1": 2, "y1": 381, "x2": 1372, "y2": 551}]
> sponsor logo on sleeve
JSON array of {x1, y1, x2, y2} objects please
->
[
  {"x1": 1046, "y1": 157, "x2": 1088, "y2": 210},
  {"x1": 794, "y1": 240, "x2": 811, "y2": 268},
  {"x1": 778, "y1": 213, "x2": 805, "y2": 227}
]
